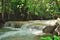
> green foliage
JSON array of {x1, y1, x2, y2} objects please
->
[
  {"x1": 16, "y1": 0, "x2": 60, "y2": 19},
  {"x1": 17, "y1": 0, "x2": 25, "y2": 10},
  {"x1": 11, "y1": 0, "x2": 18, "y2": 2},
  {"x1": 3, "y1": 0, "x2": 60, "y2": 20},
  {"x1": 57, "y1": 12, "x2": 60, "y2": 15}
]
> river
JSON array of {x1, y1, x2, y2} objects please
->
[{"x1": 0, "y1": 20, "x2": 58, "y2": 40}]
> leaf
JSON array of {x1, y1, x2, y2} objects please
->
[
  {"x1": 46, "y1": 9, "x2": 49, "y2": 11},
  {"x1": 21, "y1": 0, "x2": 24, "y2": 3},
  {"x1": 17, "y1": 5, "x2": 20, "y2": 8},
  {"x1": 35, "y1": 12, "x2": 38, "y2": 15},
  {"x1": 58, "y1": 0, "x2": 60, "y2": 1}
]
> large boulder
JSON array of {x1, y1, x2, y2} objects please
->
[{"x1": 43, "y1": 23, "x2": 59, "y2": 35}]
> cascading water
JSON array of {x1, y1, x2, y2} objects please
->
[{"x1": 0, "y1": 20, "x2": 57, "y2": 40}]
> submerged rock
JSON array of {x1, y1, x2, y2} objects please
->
[{"x1": 14, "y1": 24, "x2": 22, "y2": 28}]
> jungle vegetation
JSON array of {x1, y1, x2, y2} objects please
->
[{"x1": 0, "y1": 0, "x2": 60, "y2": 21}]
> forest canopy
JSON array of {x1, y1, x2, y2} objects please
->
[{"x1": 1, "y1": 0, "x2": 60, "y2": 20}]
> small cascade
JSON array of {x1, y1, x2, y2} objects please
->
[{"x1": 0, "y1": 20, "x2": 58, "y2": 40}]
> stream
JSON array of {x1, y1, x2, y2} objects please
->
[{"x1": 0, "y1": 20, "x2": 58, "y2": 40}]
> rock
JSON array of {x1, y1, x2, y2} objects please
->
[
  {"x1": 43, "y1": 23, "x2": 59, "y2": 35},
  {"x1": 14, "y1": 24, "x2": 22, "y2": 28},
  {"x1": 57, "y1": 18, "x2": 60, "y2": 24},
  {"x1": 55, "y1": 24, "x2": 60, "y2": 36}
]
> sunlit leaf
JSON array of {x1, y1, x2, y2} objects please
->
[
  {"x1": 21, "y1": 4, "x2": 24, "y2": 6},
  {"x1": 46, "y1": 9, "x2": 49, "y2": 11},
  {"x1": 19, "y1": 6, "x2": 22, "y2": 9},
  {"x1": 50, "y1": 10, "x2": 54, "y2": 12},
  {"x1": 57, "y1": 0, "x2": 60, "y2": 1},
  {"x1": 17, "y1": 5, "x2": 20, "y2": 8}
]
